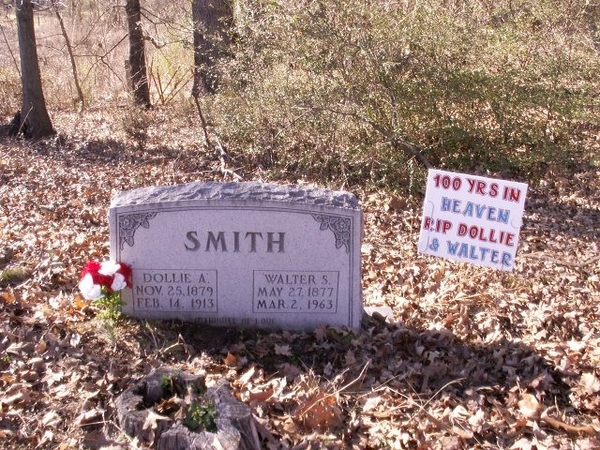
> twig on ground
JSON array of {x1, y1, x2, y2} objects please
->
[
  {"x1": 524, "y1": 253, "x2": 600, "y2": 270},
  {"x1": 541, "y1": 415, "x2": 598, "y2": 437}
]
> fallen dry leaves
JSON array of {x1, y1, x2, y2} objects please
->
[{"x1": 0, "y1": 109, "x2": 599, "y2": 449}]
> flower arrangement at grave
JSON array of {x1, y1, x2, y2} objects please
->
[{"x1": 79, "y1": 260, "x2": 132, "y2": 320}]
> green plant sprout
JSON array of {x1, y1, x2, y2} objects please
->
[
  {"x1": 184, "y1": 399, "x2": 218, "y2": 432},
  {"x1": 92, "y1": 293, "x2": 124, "y2": 321}
]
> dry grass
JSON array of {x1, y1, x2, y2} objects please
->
[{"x1": 0, "y1": 3, "x2": 193, "y2": 114}]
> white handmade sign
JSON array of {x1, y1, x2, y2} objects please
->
[{"x1": 418, "y1": 169, "x2": 528, "y2": 271}]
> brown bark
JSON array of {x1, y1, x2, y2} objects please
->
[
  {"x1": 15, "y1": 0, "x2": 55, "y2": 139},
  {"x1": 116, "y1": 367, "x2": 263, "y2": 450},
  {"x1": 125, "y1": 0, "x2": 151, "y2": 108},
  {"x1": 192, "y1": 0, "x2": 233, "y2": 96},
  {"x1": 158, "y1": 379, "x2": 261, "y2": 450}
]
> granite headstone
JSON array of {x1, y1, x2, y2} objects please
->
[{"x1": 109, "y1": 182, "x2": 362, "y2": 330}]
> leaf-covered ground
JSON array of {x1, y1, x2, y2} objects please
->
[{"x1": 1, "y1": 109, "x2": 599, "y2": 449}]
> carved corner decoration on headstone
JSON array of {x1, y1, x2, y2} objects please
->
[
  {"x1": 115, "y1": 367, "x2": 262, "y2": 450},
  {"x1": 109, "y1": 182, "x2": 363, "y2": 330},
  {"x1": 118, "y1": 212, "x2": 158, "y2": 250}
]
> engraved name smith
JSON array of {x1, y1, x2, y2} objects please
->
[{"x1": 184, "y1": 230, "x2": 286, "y2": 253}]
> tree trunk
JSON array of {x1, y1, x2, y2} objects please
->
[
  {"x1": 125, "y1": 0, "x2": 151, "y2": 108},
  {"x1": 192, "y1": 0, "x2": 233, "y2": 96},
  {"x1": 15, "y1": 0, "x2": 55, "y2": 139}
]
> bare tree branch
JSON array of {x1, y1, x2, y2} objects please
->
[
  {"x1": 52, "y1": 3, "x2": 85, "y2": 112},
  {"x1": 0, "y1": 24, "x2": 20, "y2": 77},
  {"x1": 305, "y1": 105, "x2": 434, "y2": 170}
]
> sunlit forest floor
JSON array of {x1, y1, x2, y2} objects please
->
[{"x1": 0, "y1": 109, "x2": 599, "y2": 448}]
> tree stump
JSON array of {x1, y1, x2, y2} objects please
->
[{"x1": 115, "y1": 367, "x2": 262, "y2": 450}]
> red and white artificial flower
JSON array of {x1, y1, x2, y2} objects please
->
[{"x1": 79, "y1": 260, "x2": 132, "y2": 300}]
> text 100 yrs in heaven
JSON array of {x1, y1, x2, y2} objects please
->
[{"x1": 418, "y1": 169, "x2": 528, "y2": 271}]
